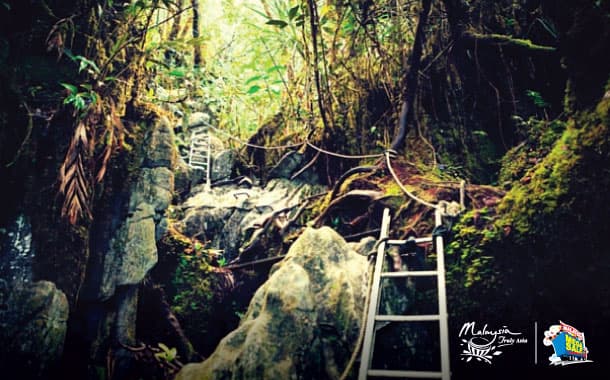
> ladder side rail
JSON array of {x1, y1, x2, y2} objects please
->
[
  {"x1": 435, "y1": 208, "x2": 451, "y2": 380},
  {"x1": 358, "y1": 208, "x2": 391, "y2": 380},
  {"x1": 206, "y1": 133, "x2": 212, "y2": 189}
]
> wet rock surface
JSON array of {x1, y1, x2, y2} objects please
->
[{"x1": 176, "y1": 227, "x2": 369, "y2": 380}]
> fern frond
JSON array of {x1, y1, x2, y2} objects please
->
[{"x1": 59, "y1": 121, "x2": 93, "y2": 224}]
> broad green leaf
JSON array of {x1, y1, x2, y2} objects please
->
[
  {"x1": 295, "y1": 15, "x2": 305, "y2": 27},
  {"x1": 89, "y1": 91, "x2": 98, "y2": 105},
  {"x1": 288, "y1": 5, "x2": 299, "y2": 20},
  {"x1": 266, "y1": 65, "x2": 285, "y2": 73},
  {"x1": 266, "y1": 19, "x2": 288, "y2": 28},
  {"x1": 63, "y1": 48, "x2": 76, "y2": 61},
  {"x1": 73, "y1": 95, "x2": 86, "y2": 110},
  {"x1": 245, "y1": 75, "x2": 263, "y2": 85},
  {"x1": 60, "y1": 83, "x2": 78, "y2": 94},
  {"x1": 168, "y1": 68, "x2": 186, "y2": 77},
  {"x1": 246, "y1": 85, "x2": 261, "y2": 94},
  {"x1": 158, "y1": 343, "x2": 170, "y2": 352}
]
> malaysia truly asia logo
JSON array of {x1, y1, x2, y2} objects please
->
[
  {"x1": 458, "y1": 322, "x2": 527, "y2": 364},
  {"x1": 543, "y1": 321, "x2": 592, "y2": 365}
]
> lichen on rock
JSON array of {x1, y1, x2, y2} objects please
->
[{"x1": 176, "y1": 226, "x2": 369, "y2": 380}]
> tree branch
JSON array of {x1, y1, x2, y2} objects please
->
[{"x1": 463, "y1": 31, "x2": 556, "y2": 52}]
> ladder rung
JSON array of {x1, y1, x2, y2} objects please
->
[
  {"x1": 375, "y1": 314, "x2": 440, "y2": 322},
  {"x1": 387, "y1": 237, "x2": 433, "y2": 245},
  {"x1": 381, "y1": 270, "x2": 438, "y2": 278},
  {"x1": 368, "y1": 369, "x2": 443, "y2": 378}
]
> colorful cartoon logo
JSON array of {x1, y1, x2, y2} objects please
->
[{"x1": 543, "y1": 321, "x2": 592, "y2": 365}]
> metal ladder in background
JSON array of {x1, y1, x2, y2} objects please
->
[
  {"x1": 358, "y1": 207, "x2": 451, "y2": 379},
  {"x1": 188, "y1": 127, "x2": 212, "y2": 190}
]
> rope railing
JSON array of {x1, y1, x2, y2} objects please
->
[
  {"x1": 194, "y1": 122, "x2": 466, "y2": 212},
  {"x1": 385, "y1": 150, "x2": 439, "y2": 209},
  {"x1": 204, "y1": 122, "x2": 385, "y2": 159},
  {"x1": 306, "y1": 141, "x2": 385, "y2": 160},
  {"x1": 207, "y1": 125, "x2": 305, "y2": 150}
]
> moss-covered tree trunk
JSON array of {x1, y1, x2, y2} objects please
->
[{"x1": 192, "y1": 0, "x2": 202, "y2": 67}]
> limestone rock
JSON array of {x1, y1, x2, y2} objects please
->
[
  {"x1": 267, "y1": 150, "x2": 304, "y2": 179},
  {"x1": 116, "y1": 203, "x2": 158, "y2": 286},
  {"x1": 88, "y1": 118, "x2": 176, "y2": 300},
  {"x1": 0, "y1": 281, "x2": 69, "y2": 378},
  {"x1": 176, "y1": 227, "x2": 369, "y2": 380},
  {"x1": 0, "y1": 214, "x2": 34, "y2": 286},
  {"x1": 179, "y1": 179, "x2": 323, "y2": 261},
  {"x1": 186, "y1": 112, "x2": 211, "y2": 129},
  {"x1": 211, "y1": 149, "x2": 236, "y2": 182},
  {"x1": 144, "y1": 117, "x2": 177, "y2": 169}
]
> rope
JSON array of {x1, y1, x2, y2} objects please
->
[
  {"x1": 385, "y1": 151, "x2": 439, "y2": 209},
  {"x1": 206, "y1": 123, "x2": 385, "y2": 159},
  {"x1": 307, "y1": 141, "x2": 384, "y2": 159},
  {"x1": 338, "y1": 255, "x2": 375, "y2": 380},
  {"x1": 208, "y1": 125, "x2": 305, "y2": 150}
]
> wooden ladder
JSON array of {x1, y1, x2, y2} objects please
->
[
  {"x1": 358, "y1": 207, "x2": 451, "y2": 379},
  {"x1": 188, "y1": 127, "x2": 212, "y2": 190}
]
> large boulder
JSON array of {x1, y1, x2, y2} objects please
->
[
  {"x1": 211, "y1": 149, "x2": 236, "y2": 182},
  {"x1": 176, "y1": 227, "x2": 369, "y2": 380},
  {"x1": 85, "y1": 117, "x2": 176, "y2": 300},
  {"x1": 179, "y1": 178, "x2": 323, "y2": 261},
  {"x1": 0, "y1": 280, "x2": 69, "y2": 378}
]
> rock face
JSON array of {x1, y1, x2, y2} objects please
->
[
  {"x1": 0, "y1": 215, "x2": 69, "y2": 378},
  {"x1": 176, "y1": 227, "x2": 369, "y2": 380},
  {"x1": 92, "y1": 118, "x2": 176, "y2": 301},
  {"x1": 0, "y1": 280, "x2": 69, "y2": 378},
  {"x1": 179, "y1": 178, "x2": 323, "y2": 261},
  {"x1": 0, "y1": 214, "x2": 34, "y2": 285}
]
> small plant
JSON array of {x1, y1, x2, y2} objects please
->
[
  {"x1": 60, "y1": 83, "x2": 98, "y2": 113},
  {"x1": 217, "y1": 256, "x2": 227, "y2": 267},
  {"x1": 526, "y1": 90, "x2": 550, "y2": 108},
  {"x1": 154, "y1": 342, "x2": 178, "y2": 362}
]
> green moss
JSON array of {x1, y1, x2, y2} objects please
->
[
  {"x1": 466, "y1": 31, "x2": 556, "y2": 52},
  {"x1": 497, "y1": 99, "x2": 609, "y2": 240}
]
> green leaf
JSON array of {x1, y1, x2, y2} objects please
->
[
  {"x1": 245, "y1": 74, "x2": 263, "y2": 85},
  {"x1": 266, "y1": 19, "x2": 288, "y2": 28},
  {"x1": 77, "y1": 56, "x2": 100, "y2": 73},
  {"x1": 288, "y1": 5, "x2": 299, "y2": 20},
  {"x1": 158, "y1": 343, "x2": 170, "y2": 352},
  {"x1": 73, "y1": 95, "x2": 86, "y2": 110},
  {"x1": 295, "y1": 15, "x2": 305, "y2": 27},
  {"x1": 266, "y1": 65, "x2": 285, "y2": 73},
  {"x1": 246, "y1": 84, "x2": 261, "y2": 94},
  {"x1": 63, "y1": 48, "x2": 76, "y2": 61},
  {"x1": 1, "y1": 2, "x2": 10, "y2": 10},
  {"x1": 168, "y1": 68, "x2": 186, "y2": 77},
  {"x1": 60, "y1": 83, "x2": 78, "y2": 94}
]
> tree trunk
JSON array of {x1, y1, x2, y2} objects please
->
[
  {"x1": 165, "y1": 0, "x2": 185, "y2": 64},
  {"x1": 192, "y1": 0, "x2": 202, "y2": 67},
  {"x1": 390, "y1": 0, "x2": 433, "y2": 152}
]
